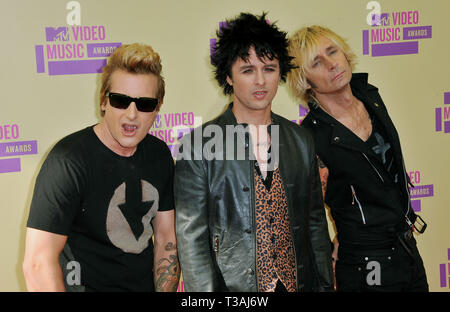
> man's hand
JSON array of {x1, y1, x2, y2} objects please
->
[{"x1": 332, "y1": 236, "x2": 339, "y2": 273}]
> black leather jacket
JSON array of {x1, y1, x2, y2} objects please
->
[
  {"x1": 174, "y1": 103, "x2": 334, "y2": 292},
  {"x1": 301, "y1": 73, "x2": 418, "y2": 248}
]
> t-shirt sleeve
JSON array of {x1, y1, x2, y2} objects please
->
[
  {"x1": 157, "y1": 146, "x2": 175, "y2": 212},
  {"x1": 27, "y1": 152, "x2": 85, "y2": 235}
]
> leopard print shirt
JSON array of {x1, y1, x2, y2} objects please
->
[{"x1": 254, "y1": 167, "x2": 297, "y2": 292}]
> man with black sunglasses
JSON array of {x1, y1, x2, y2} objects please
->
[{"x1": 23, "y1": 44, "x2": 180, "y2": 292}]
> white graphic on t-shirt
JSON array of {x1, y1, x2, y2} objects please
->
[{"x1": 106, "y1": 180, "x2": 158, "y2": 254}]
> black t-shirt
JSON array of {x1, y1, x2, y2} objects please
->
[{"x1": 27, "y1": 126, "x2": 174, "y2": 291}]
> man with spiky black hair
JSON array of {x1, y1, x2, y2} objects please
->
[
  {"x1": 175, "y1": 12, "x2": 334, "y2": 292},
  {"x1": 212, "y1": 12, "x2": 295, "y2": 96}
]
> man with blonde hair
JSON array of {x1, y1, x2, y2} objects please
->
[
  {"x1": 287, "y1": 25, "x2": 428, "y2": 291},
  {"x1": 23, "y1": 43, "x2": 180, "y2": 292}
]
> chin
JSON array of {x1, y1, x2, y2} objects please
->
[{"x1": 118, "y1": 136, "x2": 141, "y2": 148}]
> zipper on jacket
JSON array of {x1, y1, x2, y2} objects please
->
[
  {"x1": 401, "y1": 157, "x2": 414, "y2": 229},
  {"x1": 362, "y1": 152, "x2": 385, "y2": 183},
  {"x1": 350, "y1": 185, "x2": 366, "y2": 225},
  {"x1": 214, "y1": 235, "x2": 219, "y2": 259},
  {"x1": 250, "y1": 160, "x2": 260, "y2": 292}
]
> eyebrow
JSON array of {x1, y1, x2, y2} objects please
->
[
  {"x1": 312, "y1": 45, "x2": 337, "y2": 62},
  {"x1": 239, "y1": 63, "x2": 279, "y2": 70}
]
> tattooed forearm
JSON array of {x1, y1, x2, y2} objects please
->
[{"x1": 155, "y1": 242, "x2": 180, "y2": 292}]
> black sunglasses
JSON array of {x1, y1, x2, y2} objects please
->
[{"x1": 107, "y1": 92, "x2": 158, "y2": 112}]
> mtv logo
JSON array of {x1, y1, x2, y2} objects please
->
[
  {"x1": 45, "y1": 27, "x2": 69, "y2": 42},
  {"x1": 152, "y1": 114, "x2": 162, "y2": 129},
  {"x1": 371, "y1": 13, "x2": 390, "y2": 27}
]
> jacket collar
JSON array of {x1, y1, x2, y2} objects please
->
[
  {"x1": 306, "y1": 72, "x2": 402, "y2": 155},
  {"x1": 307, "y1": 72, "x2": 386, "y2": 124},
  {"x1": 306, "y1": 73, "x2": 381, "y2": 153}
]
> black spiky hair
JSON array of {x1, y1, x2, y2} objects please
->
[{"x1": 211, "y1": 12, "x2": 296, "y2": 95}]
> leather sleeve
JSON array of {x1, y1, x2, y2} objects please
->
[
  {"x1": 308, "y1": 147, "x2": 335, "y2": 291},
  {"x1": 174, "y1": 133, "x2": 222, "y2": 291}
]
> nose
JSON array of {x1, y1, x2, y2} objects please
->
[
  {"x1": 255, "y1": 69, "x2": 266, "y2": 86},
  {"x1": 125, "y1": 101, "x2": 138, "y2": 120},
  {"x1": 324, "y1": 56, "x2": 337, "y2": 71}
]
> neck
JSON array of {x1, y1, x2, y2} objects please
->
[
  {"x1": 314, "y1": 84, "x2": 356, "y2": 119},
  {"x1": 94, "y1": 122, "x2": 137, "y2": 157},
  {"x1": 231, "y1": 103, "x2": 272, "y2": 126}
]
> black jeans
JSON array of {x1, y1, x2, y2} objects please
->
[{"x1": 335, "y1": 237, "x2": 428, "y2": 292}]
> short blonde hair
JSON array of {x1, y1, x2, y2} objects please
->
[
  {"x1": 287, "y1": 25, "x2": 357, "y2": 107},
  {"x1": 99, "y1": 43, "x2": 165, "y2": 116}
]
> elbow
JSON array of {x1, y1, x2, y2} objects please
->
[
  {"x1": 22, "y1": 255, "x2": 53, "y2": 291},
  {"x1": 22, "y1": 257, "x2": 39, "y2": 291}
]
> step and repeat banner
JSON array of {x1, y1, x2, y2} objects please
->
[{"x1": 0, "y1": 0, "x2": 449, "y2": 291}]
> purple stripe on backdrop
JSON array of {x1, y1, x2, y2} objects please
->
[
  {"x1": 362, "y1": 30, "x2": 369, "y2": 55},
  {"x1": 448, "y1": 248, "x2": 450, "y2": 261},
  {"x1": 440, "y1": 263, "x2": 447, "y2": 287},
  {"x1": 35, "y1": 45, "x2": 45, "y2": 73},
  {"x1": 371, "y1": 41, "x2": 418, "y2": 57},
  {"x1": 410, "y1": 200, "x2": 421, "y2": 212},
  {"x1": 48, "y1": 59, "x2": 107, "y2": 75},
  {"x1": 436, "y1": 108, "x2": 442, "y2": 131},
  {"x1": 218, "y1": 22, "x2": 228, "y2": 34},
  {"x1": 0, "y1": 141, "x2": 38, "y2": 157},
  {"x1": 0, "y1": 158, "x2": 21, "y2": 173},
  {"x1": 403, "y1": 26, "x2": 432, "y2": 40},
  {"x1": 445, "y1": 121, "x2": 450, "y2": 133},
  {"x1": 210, "y1": 38, "x2": 216, "y2": 63},
  {"x1": 444, "y1": 92, "x2": 450, "y2": 105},
  {"x1": 409, "y1": 184, "x2": 434, "y2": 199},
  {"x1": 87, "y1": 42, "x2": 122, "y2": 58}
]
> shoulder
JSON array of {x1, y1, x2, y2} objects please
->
[
  {"x1": 46, "y1": 126, "x2": 94, "y2": 163},
  {"x1": 140, "y1": 133, "x2": 173, "y2": 162},
  {"x1": 177, "y1": 110, "x2": 227, "y2": 147},
  {"x1": 351, "y1": 72, "x2": 380, "y2": 95},
  {"x1": 272, "y1": 111, "x2": 304, "y2": 132},
  {"x1": 300, "y1": 112, "x2": 315, "y2": 130},
  {"x1": 272, "y1": 111, "x2": 315, "y2": 145}
]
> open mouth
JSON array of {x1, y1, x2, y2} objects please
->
[
  {"x1": 122, "y1": 124, "x2": 137, "y2": 135},
  {"x1": 253, "y1": 90, "x2": 267, "y2": 100}
]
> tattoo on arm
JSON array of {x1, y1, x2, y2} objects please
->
[{"x1": 155, "y1": 242, "x2": 180, "y2": 292}]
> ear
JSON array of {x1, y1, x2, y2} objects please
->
[
  {"x1": 156, "y1": 100, "x2": 163, "y2": 112},
  {"x1": 226, "y1": 76, "x2": 233, "y2": 87},
  {"x1": 100, "y1": 101, "x2": 106, "y2": 112}
]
